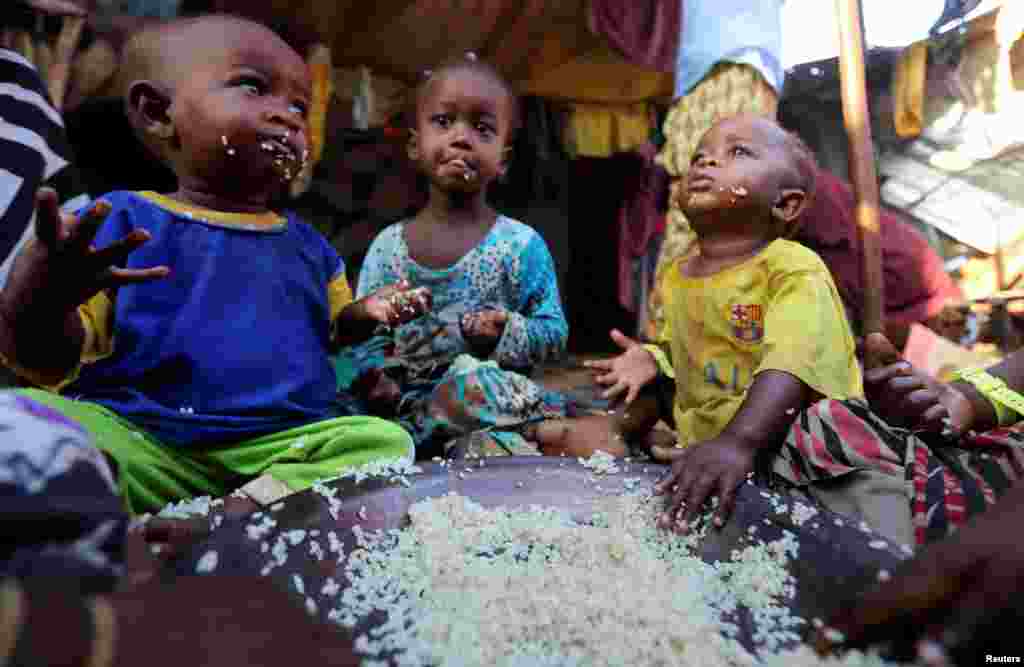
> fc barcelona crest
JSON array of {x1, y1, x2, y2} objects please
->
[{"x1": 729, "y1": 303, "x2": 764, "y2": 343}]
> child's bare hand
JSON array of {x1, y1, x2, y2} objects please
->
[
  {"x1": 862, "y1": 333, "x2": 973, "y2": 435},
  {"x1": 460, "y1": 308, "x2": 508, "y2": 344},
  {"x1": 653, "y1": 435, "x2": 756, "y2": 532},
  {"x1": 584, "y1": 329, "x2": 659, "y2": 405},
  {"x1": 362, "y1": 280, "x2": 432, "y2": 327},
  {"x1": 3, "y1": 188, "x2": 169, "y2": 315}
]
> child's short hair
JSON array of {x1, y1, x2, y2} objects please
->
[
  {"x1": 412, "y1": 52, "x2": 521, "y2": 136},
  {"x1": 779, "y1": 129, "x2": 819, "y2": 236}
]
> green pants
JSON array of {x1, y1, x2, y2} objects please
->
[{"x1": 18, "y1": 389, "x2": 413, "y2": 514}]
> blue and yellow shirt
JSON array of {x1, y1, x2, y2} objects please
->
[{"x1": 25, "y1": 191, "x2": 353, "y2": 447}]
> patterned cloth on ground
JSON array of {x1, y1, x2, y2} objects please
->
[{"x1": 0, "y1": 392, "x2": 127, "y2": 590}]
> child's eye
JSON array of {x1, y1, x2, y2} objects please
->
[
  {"x1": 432, "y1": 114, "x2": 452, "y2": 128},
  {"x1": 475, "y1": 122, "x2": 495, "y2": 138},
  {"x1": 289, "y1": 100, "x2": 309, "y2": 117},
  {"x1": 730, "y1": 145, "x2": 751, "y2": 157},
  {"x1": 234, "y1": 77, "x2": 266, "y2": 95},
  {"x1": 690, "y1": 152, "x2": 704, "y2": 165}
]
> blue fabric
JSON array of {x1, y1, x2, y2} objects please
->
[
  {"x1": 676, "y1": 0, "x2": 784, "y2": 97},
  {"x1": 65, "y1": 192, "x2": 344, "y2": 447}
]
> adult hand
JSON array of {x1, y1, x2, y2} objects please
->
[
  {"x1": 584, "y1": 329, "x2": 659, "y2": 405},
  {"x1": 816, "y1": 482, "x2": 1024, "y2": 665},
  {"x1": 862, "y1": 333, "x2": 974, "y2": 436},
  {"x1": 110, "y1": 576, "x2": 360, "y2": 667}
]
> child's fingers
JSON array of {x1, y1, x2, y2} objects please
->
[
  {"x1": 608, "y1": 328, "x2": 639, "y2": 351},
  {"x1": 653, "y1": 466, "x2": 681, "y2": 495},
  {"x1": 664, "y1": 464, "x2": 698, "y2": 521},
  {"x1": 89, "y1": 228, "x2": 153, "y2": 267},
  {"x1": 712, "y1": 477, "x2": 740, "y2": 529},
  {"x1": 67, "y1": 199, "x2": 112, "y2": 251},
  {"x1": 103, "y1": 266, "x2": 171, "y2": 287},
  {"x1": 584, "y1": 359, "x2": 615, "y2": 372},
  {"x1": 601, "y1": 380, "x2": 627, "y2": 400},
  {"x1": 675, "y1": 474, "x2": 716, "y2": 532},
  {"x1": 33, "y1": 187, "x2": 64, "y2": 248},
  {"x1": 624, "y1": 383, "x2": 641, "y2": 406}
]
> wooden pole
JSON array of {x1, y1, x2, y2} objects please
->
[
  {"x1": 835, "y1": 0, "x2": 884, "y2": 338},
  {"x1": 47, "y1": 15, "x2": 84, "y2": 111}
]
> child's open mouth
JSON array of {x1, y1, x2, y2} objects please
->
[
  {"x1": 260, "y1": 137, "x2": 299, "y2": 163},
  {"x1": 259, "y1": 135, "x2": 308, "y2": 183}
]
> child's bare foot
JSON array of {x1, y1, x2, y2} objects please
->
[{"x1": 531, "y1": 415, "x2": 627, "y2": 459}]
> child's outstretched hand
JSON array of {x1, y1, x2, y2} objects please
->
[
  {"x1": 652, "y1": 434, "x2": 756, "y2": 533},
  {"x1": 585, "y1": 329, "x2": 659, "y2": 405},
  {"x1": 460, "y1": 308, "x2": 508, "y2": 353},
  {"x1": 2, "y1": 188, "x2": 170, "y2": 316},
  {"x1": 862, "y1": 332, "x2": 974, "y2": 436},
  {"x1": 361, "y1": 280, "x2": 432, "y2": 328}
]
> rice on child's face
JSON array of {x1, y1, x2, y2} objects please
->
[
  {"x1": 413, "y1": 68, "x2": 512, "y2": 195},
  {"x1": 682, "y1": 115, "x2": 794, "y2": 220},
  {"x1": 166, "y1": 23, "x2": 312, "y2": 200}
]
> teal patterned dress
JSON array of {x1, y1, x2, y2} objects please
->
[{"x1": 338, "y1": 217, "x2": 573, "y2": 456}]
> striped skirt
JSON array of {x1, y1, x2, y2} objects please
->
[{"x1": 777, "y1": 399, "x2": 1023, "y2": 545}]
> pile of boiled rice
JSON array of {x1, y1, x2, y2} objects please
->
[{"x1": 318, "y1": 478, "x2": 902, "y2": 667}]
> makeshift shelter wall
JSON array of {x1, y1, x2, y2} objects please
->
[{"x1": 209, "y1": 0, "x2": 674, "y2": 105}]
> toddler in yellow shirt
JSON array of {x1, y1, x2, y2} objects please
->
[{"x1": 588, "y1": 114, "x2": 861, "y2": 531}]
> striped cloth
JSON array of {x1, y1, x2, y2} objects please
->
[
  {"x1": 0, "y1": 48, "x2": 88, "y2": 289},
  {"x1": 776, "y1": 398, "x2": 1022, "y2": 546}
]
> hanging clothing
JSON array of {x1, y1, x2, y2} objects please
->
[
  {"x1": 794, "y1": 167, "x2": 962, "y2": 334},
  {"x1": 616, "y1": 143, "x2": 670, "y2": 315},
  {"x1": 893, "y1": 40, "x2": 929, "y2": 138},
  {"x1": 587, "y1": 0, "x2": 681, "y2": 74},
  {"x1": 564, "y1": 103, "x2": 653, "y2": 159}
]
